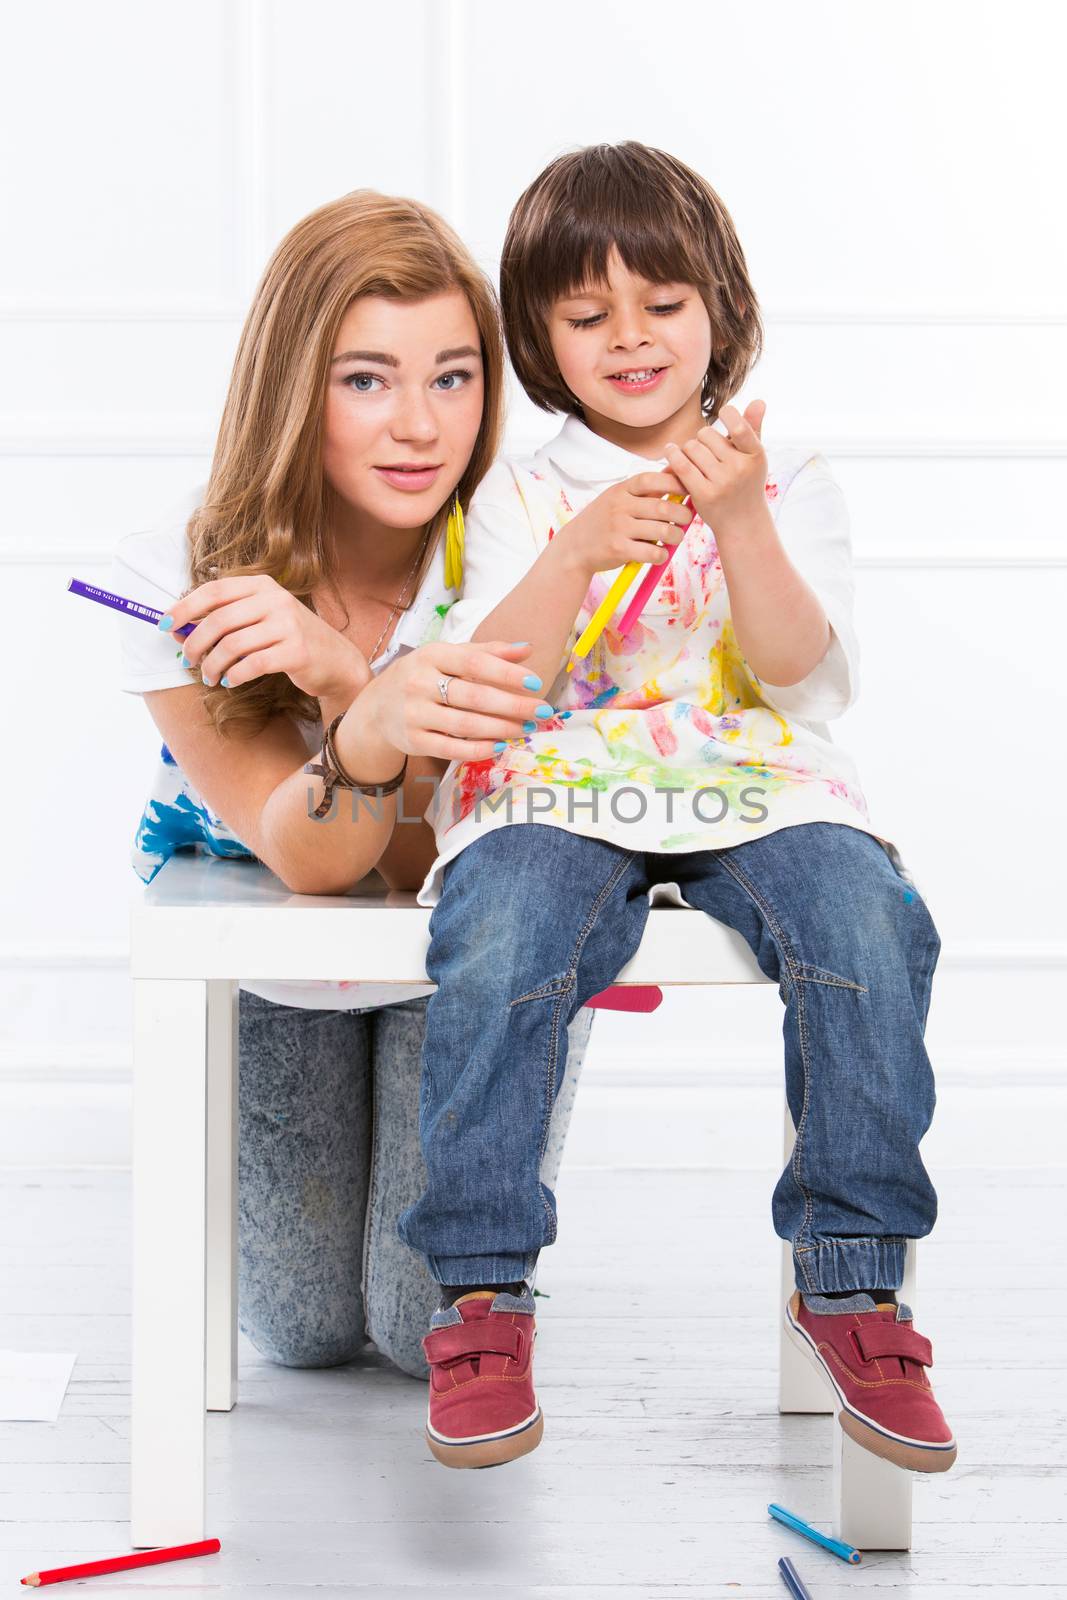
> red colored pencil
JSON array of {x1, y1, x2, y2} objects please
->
[{"x1": 21, "y1": 1538, "x2": 220, "y2": 1586}]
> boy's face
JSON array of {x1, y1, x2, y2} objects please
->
[{"x1": 548, "y1": 244, "x2": 712, "y2": 451}]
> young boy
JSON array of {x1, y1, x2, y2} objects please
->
[{"x1": 399, "y1": 142, "x2": 955, "y2": 1477}]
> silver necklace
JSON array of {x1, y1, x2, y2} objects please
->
[{"x1": 367, "y1": 526, "x2": 433, "y2": 665}]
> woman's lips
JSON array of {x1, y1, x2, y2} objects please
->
[
  {"x1": 604, "y1": 366, "x2": 668, "y2": 394},
  {"x1": 374, "y1": 465, "x2": 443, "y2": 491}
]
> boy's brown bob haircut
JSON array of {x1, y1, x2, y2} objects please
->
[{"x1": 500, "y1": 141, "x2": 763, "y2": 420}]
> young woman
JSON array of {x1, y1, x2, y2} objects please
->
[{"x1": 111, "y1": 189, "x2": 596, "y2": 1378}]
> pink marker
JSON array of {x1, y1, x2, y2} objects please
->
[{"x1": 616, "y1": 496, "x2": 696, "y2": 637}]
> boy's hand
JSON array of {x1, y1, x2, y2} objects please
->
[
  {"x1": 664, "y1": 400, "x2": 769, "y2": 537},
  {"x1": 557, "y1": 471, "x2": 695, "y2": 580}
]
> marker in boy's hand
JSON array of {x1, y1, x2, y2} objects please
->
[
  {"x1": 663, "y1": 399, "x2": 769, "y2": 539},
  {"x1": 556, "y1": 469, "x2": 694, "y2": 579}
]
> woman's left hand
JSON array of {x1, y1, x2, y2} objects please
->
[
  {"x1": 664, "y1": 399, "x2": 769, "y2": 537},
  {"x1": 159, "y1": 573, "x2": 371, "y2": 702}
]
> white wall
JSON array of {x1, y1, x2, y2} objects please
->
[{"x1": 2, "y1": 0, "x2": 1065, "y2": 1146}]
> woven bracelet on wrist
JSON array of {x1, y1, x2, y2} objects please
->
[{"x1": 303, "y1": 712, "x2": 408, "y2": 819}]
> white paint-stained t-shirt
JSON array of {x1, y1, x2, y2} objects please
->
[
  {"x1": 111, "y1": 486, "x2": 454, "y2": 1011},
  {"x1": 415, "y1": 413, "x2": 917, "y2": 909}
]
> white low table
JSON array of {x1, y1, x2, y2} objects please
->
[{"x1": 129, "y1": 853, "x2": 917, "y2": 1551}]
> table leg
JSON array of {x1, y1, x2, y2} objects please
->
[
  {"x1": 131, "y1": 979, "x2": 208, "y2": 1546},
  {"x1": 778, "y1": 1100, "x2": 833, "y2": 1414},
  {"x1": 206, "y1": 979, "x2": 238, "y2": 1413},
  {"x1": 777, "y1": 1095, "x2": 916, "y2": 1550},
  {"x1": 832, "y1": 1236, "x2": 917, "y2": 1551}
]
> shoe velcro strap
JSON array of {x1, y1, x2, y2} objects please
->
[
  {"x1": 854, "y1": 1324, "x2": 933, "y2": 1366},
  {"x1": 423, "y1": 1322, "x2": 524, "y2": 1367}
]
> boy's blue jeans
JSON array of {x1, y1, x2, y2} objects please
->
[{"x1": 397, "y1": 820, "x2": 941, "y2": 1295}]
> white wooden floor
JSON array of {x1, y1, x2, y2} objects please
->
[{"x1": 2, "y1": 1080, "x2": 1066, "y2": 1597}]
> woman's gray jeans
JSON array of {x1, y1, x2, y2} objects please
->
[{"x1": 237, "y1": 988, "x2": 596, "y2": 1379}]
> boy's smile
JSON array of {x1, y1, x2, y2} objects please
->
[{"x1": 549, "y1": 244, "x2": 712, "y2": 457}]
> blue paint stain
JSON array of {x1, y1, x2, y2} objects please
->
[
  {"x1": 589, "y1": 685, "x2": 621, "y2": 710},
  {"x1": 160, "y1": 741, "x2": 176, "y2": 766},
  {"x1": 133, "y1": 793, "x2": 255, "y2": 884},
  {"x1": 903, "y1": 889, "x2": 915, "y2": 903}
]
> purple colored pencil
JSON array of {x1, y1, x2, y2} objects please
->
[{"x1": 67, "y1": 578, "x2": 196, "y2": 640}]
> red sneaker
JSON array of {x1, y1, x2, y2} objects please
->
[
  {"x1": 422, "y1": 1286, "x2": 543, "y2": 1468},
  {"x1": 784, "y1": 1290, "x2": 958, "y2": 1473}
]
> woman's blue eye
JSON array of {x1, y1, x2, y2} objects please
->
[{"x1": 344, "y1": 368, "x2": 473, "y2": 393}]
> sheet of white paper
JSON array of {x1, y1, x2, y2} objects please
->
[{"x1": 0, "y1": 1349, "x2": 77, "y2": 1421}]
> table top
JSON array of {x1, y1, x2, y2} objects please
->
[{"x1": 130, "y1": 853, "x2": 772, "y2": 986}]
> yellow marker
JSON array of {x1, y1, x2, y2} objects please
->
[
  {"x1": 565, "y1": 561, "x2": 642, "y2": 672},
  {"x1": 565, "y1": 493, "x2": 687, "y2": 673}
]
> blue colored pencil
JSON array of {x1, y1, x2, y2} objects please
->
[
  {"x1": 768, "y1": 1502, "x2": 862, "y2": 1563},
  {"x1": 778, "y1": 1554, "x2": 814, "y2": 1599}
]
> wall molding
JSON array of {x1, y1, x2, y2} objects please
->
[
  {"x1": 0, "y1": 435, "x2": 215, "y2": 457},
  {"x1": 231, "y1": 0, "x2": 268, "y2": 300},
  {"x1": 0, "y1": 1041, "x2": 1062, "y2": 1088},
  {"x1": 10, "y1": 541, "x2": 1067, "y2": 570}
]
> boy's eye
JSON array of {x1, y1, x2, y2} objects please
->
[{"x1": 565, "y1": 301, "x2": 685, "y2": 330}]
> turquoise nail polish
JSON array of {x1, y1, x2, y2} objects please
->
[
  {"x1": 180, "y1": 654, "x2": 190, "y2": 668},
  {"x1": 523, "y1": 672, "x2": 543, "y2": 690},
  {"x1": 158, "y1": 614, "x2": 174, "y2": 631},
  {"x1": 535, "y1": 703, "x2": 553, "y2": 718},
  {"x1": 522, "y1": 720, "x2": 537, "y2": 733},
  {"x1": 493, "y1": 740, "x2": 506, "y2": 752},
  {"x1": 221, "y1": 675, "x2": 231, "y2": 688},
  {"x1": 511, "y1": 640, "x2": 531, "y2": 647}
]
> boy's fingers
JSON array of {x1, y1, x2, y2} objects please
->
[
  {"x1": 631, "y1": 498, "x2": 696, "y2": 525},
  {"x1": 627, "y1": 470, "x2": 687, "y2": 496}
]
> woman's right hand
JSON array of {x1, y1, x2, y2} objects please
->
[
  {"x1": 559, "y1": 471, "x2": 696, "y2": 578},
  {"x1": 342, "y1": 640, "x2": 554, "y2": 766}
]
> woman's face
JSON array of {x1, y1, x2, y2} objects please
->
[{"x1": 322, "y1": 288, "x2": 485, "y2": 540}]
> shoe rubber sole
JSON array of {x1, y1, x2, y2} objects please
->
[
  {"x1": 426, "y1": 1405, "x2": 544, "y2": 1469},
  {"x1": 784, "y1": 1291, "x2": 958, "y2": 1474}
]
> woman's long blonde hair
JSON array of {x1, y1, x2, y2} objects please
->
[{"x1": 187, "y1": 189, "x2": 506, "y2": 738}]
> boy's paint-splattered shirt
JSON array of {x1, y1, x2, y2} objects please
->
[{"x1": 416, "y1": 413, "x2": 912, "y2": 907}]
